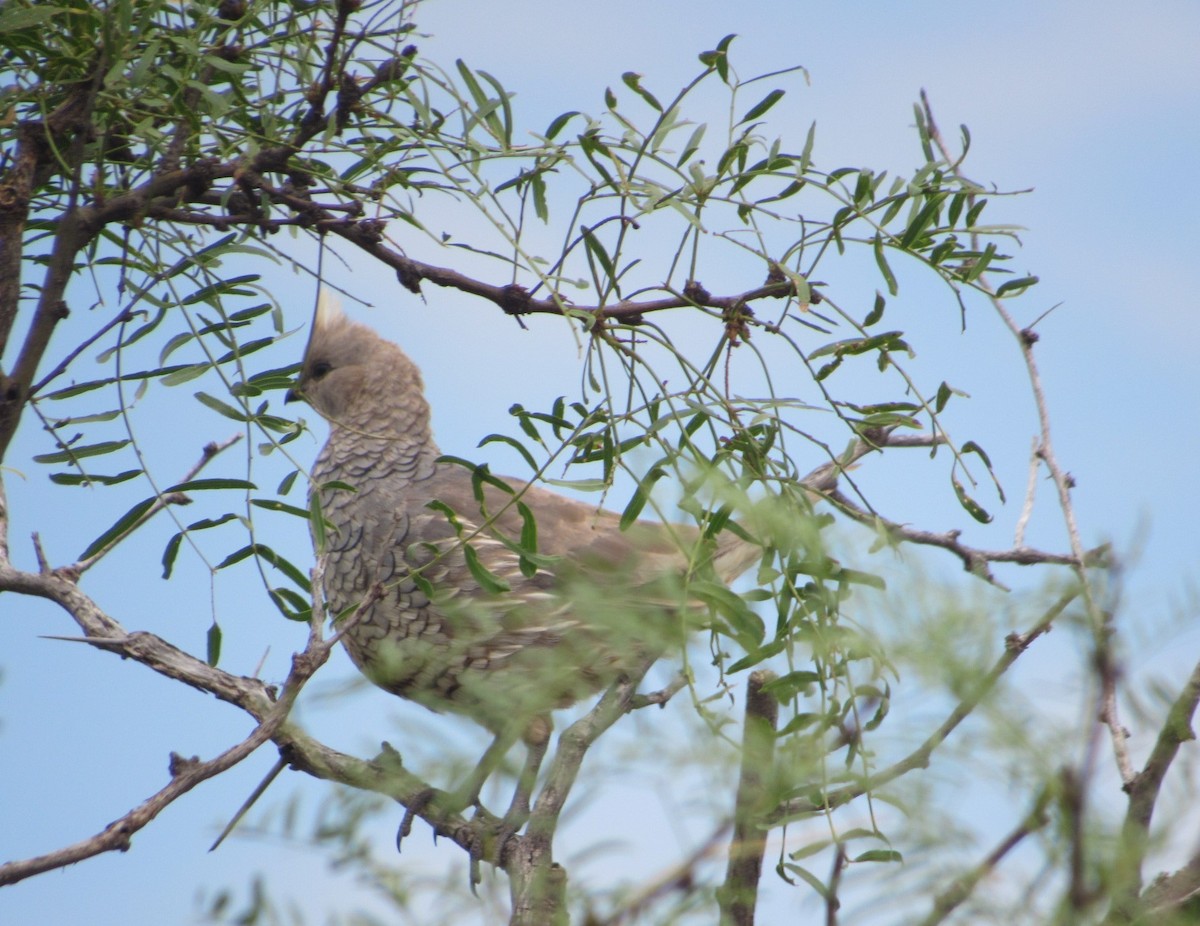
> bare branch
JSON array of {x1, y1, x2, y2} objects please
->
[
  {"x1": 1104, "y1": 658, "x2": 1200, "y2": 923},
  {"x1": 826, "y1": 487, "x2": 1097, "y2": 584}
]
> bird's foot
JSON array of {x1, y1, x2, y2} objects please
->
[
  {"x1": 462, "y1": 803, "x2": 526, "y2": 892},
  {"x1": 395, "y1": 787, "x2": 437, "y2": 853}
]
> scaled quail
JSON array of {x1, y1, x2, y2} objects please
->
[{"x1": 287, "y1": 293, "x2": 760, "y2": 806}]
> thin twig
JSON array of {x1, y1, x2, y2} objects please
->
[
  {"x1": 71, "y1": 434, "x2": 242, "y2": 574},
  {"x1": 1013, "y1": 436, "x2": 1040, "y2": 548},
  {"x1": 919, "y1": 790, "x2": 1051, "y2": 926}
]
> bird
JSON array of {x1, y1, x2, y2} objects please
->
[{"x1": 285, "y1": 291, "x2": 761, "y2": 827}]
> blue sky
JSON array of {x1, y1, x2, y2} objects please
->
[{"x1": 3, "y1": 1, "x2": 1198, "y2": 923}]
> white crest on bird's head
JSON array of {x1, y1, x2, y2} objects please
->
[{"x1": 313, "y1": 288, "x2": 347, "y2": 335}]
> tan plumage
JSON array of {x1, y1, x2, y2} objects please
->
[{"x1": 289, "y1": 293, "x2": 759, "y2": 744}]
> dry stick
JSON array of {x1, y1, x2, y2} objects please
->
[
  {"x1": 768, "y1": 590, "x2": 1076, "y2": 824},
  {"x1": 718, "y1": 670, "x2": 779, "y2": 926},
  {"x1": 918, "y1": 791, "x2": 1051, "y2": 926},
  {"x1": 1103, "y1": 657, "x2": 1200, "y2": 924},
  {"x1": 827, "y1": 487, "x2": 1093, "y2": 584}
]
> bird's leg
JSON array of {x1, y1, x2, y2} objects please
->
[
  {"x1": 500, "y1": 714, "x2": 551, "y2": 833},
  {"x1": 452, "y1": 726, "x2": 521, "y2": 813}
]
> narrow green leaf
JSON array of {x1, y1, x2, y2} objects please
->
[
  {"x1": 161, "y1": 532, "x2": 184, "y2": 579},
  {"x1": 80, "y1": 497, "x2": 156, "y2": 559},
  {"x1": 936, "y1": 381, "x2": 952, "y2": 412},
  {"x1": 740, "y1": 88, "x2": 785, "y2": 123},
  {"x1": 853, "y1": 850, "x2": 903, "y2": 864},
  {"x1": 50, "y1": 469, "x2": 141, "y2": 487},
  {"x1": 165, "y1": 478, "x2": 256, "y2": 492},
  {"x1": 621, "y1": 71, "x2": 662, "y2": 111},
  {"x1": 34, "y1": 439, "x2": 131, "y2": 465},
  {"x1": 873, "y1": 236, "x2": 898, "y2": 295},
  {"x1": 269, "y1": 588, "x2": 312, "y2": 622},
  {"x1": 309, "y1": 493, "x2": 327, "y2": 553},
  {"x1": 619, "y1": 467, "x2": 665, "y2": 530},
  {"x1": 781, "y1": 863, "x2": 830, "y2": 899},
  {"x1": 479, "y1": 433, "x2": 539, "y2": 471},
  {"x1": 863, "y1": 292, "x2": 885, "y2": 327},
  {"x1": 463, "y1": 543, "x2": 510, "y2": 593},
  {"x1": 545, "y1": 111, "x2": 582, "y2": 140},
  {"x1": 250, "y1": 498, "x2": 311, "y2": 519},
  {"x1": 995, "y1": 275, "x2": 1039, "y2": 297},
  {"x1": 951, "y1": 474, "x2": 992, "y2": 524}
]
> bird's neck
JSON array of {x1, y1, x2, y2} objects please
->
[{"x1": 317, "y1": 407, "x2": 442, "y2": 486}]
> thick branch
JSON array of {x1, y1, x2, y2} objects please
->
[
  {"x1": 506, "y1": 661, "x2": 654, "y2": 926},
  {"x1": 718, "y1": 670, "x2": 778, "y2": 926}
]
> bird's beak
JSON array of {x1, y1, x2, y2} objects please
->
[{"x1": 284, "y1": 384, "x2": 302, "y2": 404}]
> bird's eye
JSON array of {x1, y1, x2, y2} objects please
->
[{"x1": 310, "y1": 359, "x2": 332, "y2": 380}]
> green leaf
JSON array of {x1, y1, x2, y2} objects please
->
[
  {"x1": 863, "y1": 292, "x2": 885, "y2": 327},
  {"x1": 309, "y1": 492, "x2": 327, "y2": 553},
  {"x1": 479, "y1": 433, "x2": 539, "y2": 471},
  {"x1": 740, "y1": 88, "x2": 785, "y2": 124},
  {"x1": 165, "y1": 478, "x2": 256, "y2": 492},
  {"x1": 853, "y1": 850, "x2": 903, "y2": 864},
  {"x1": 269, "y1": 587, "x2": 312, "y2": 622},
  {"x1": 207, "y1": 622, "x2": 223, "y2": 666},
  {"x1": 0, "y1": 5, "x2": 58, "y2": 30},
  {"x1": 217, "y1": 543, "x2": 311, "y2": 590},
  {"x1": 621, "y1": 71, "x2": 662, "y2": 111},
  {"x1": 778, "y1": 712, "x2": 823, "y2": 736},
  {"x1": 762, "y1": 670, "x2": 821, "y2": 701},
  {"x1": 951, "y1": 473, "x2": 992, "y2": 524},
  {"x1": 873, "y1": 236, "x2": 898, "y2": 296},
  {"x1": 250, "y1": 498, "x2": 311, "y2": 519},
  {"x1": 79, "y1": 497, "x2": 156, "y2": 560},
  {"x1": 161, "y1": 531, "x2": 184, "y2": 579},
  {"x1": 463, "y1": 543, "x2": 510, "y2": 593},
  {"x1": 619, "y1": 467, "x2": 665, "y2": 530},
  {"x1": 780, "y1": 863, "x2": 830, "y2": 899},
  {"x1": 543, "y1": 477, "x2": 608, "y2": 492},
  {"x1": 34, "y1": 439, "x2": 131, "y2": 465},
  {"x1": 545, "y1": 110, "x2": 582, "y2": 140},
  {"x1": 995, "y1": 275, "x2": 1039, "y2": 297},
  {"x1": 50, "y1": 469, "x2": 142, "y2": 487}
]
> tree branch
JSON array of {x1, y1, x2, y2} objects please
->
[
  {"x1": 918, "y1": 790, "x2": 1050, "y2": 926},
  {"x1": 1104, "y1": 657, "x2": 1200, "y2": 923},
  {"x1": 718, "y1": 669, "x2": 778, "y2": 926}
]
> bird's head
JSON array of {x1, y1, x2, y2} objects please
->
[{"x1": 286, "y1": 291, "x2": 427, "y2": 428}]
